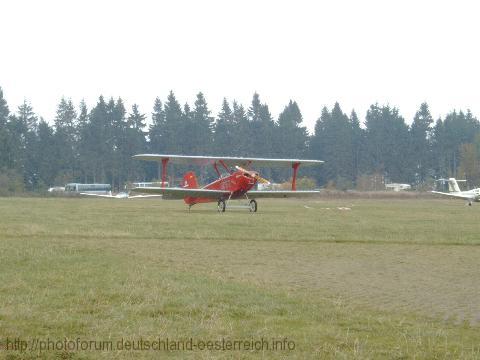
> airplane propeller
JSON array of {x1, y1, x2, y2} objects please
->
[{"x1": 235, "y1": 166, "x2": 271, "y2": 185}]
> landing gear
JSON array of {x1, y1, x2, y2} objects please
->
[
  {"x1": 217, "y1": 199, "x2": 226, "y2": 212},
  {"x1": 216, "y1": 196, "x2": 258, "y2": 213},
  {"x1": 249, "y1": 199, "x2": 257, "y2": 212},
  {"x1": 468, "y1": 200, "x2": 473, "y2": 206}
]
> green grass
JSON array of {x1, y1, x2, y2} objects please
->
[{"x1": 0, "y1": 197, "x2": 480, "y2": 359}]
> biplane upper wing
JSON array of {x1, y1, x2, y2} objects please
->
[
  {"x1": 131, "y1": 186, "x2": 230, "y2": 200},
  {"x1": 247, "y1": 190, "x2": 320, "y2": 198},
  {"x1": 133, "y1": 154, "x2": 323, "y2": 168}
]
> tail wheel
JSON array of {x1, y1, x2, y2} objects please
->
[
  {"x1": 249, "y1": 199, "x2": 258, "y2": 212},
  {"x1": 217, "y1": 199, "x2": 226, "y2": 212}
]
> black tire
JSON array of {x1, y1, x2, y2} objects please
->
[
  {"x1": 249, "y1": 199, "x2": 257, "y2": 212},
  {"x1": 217, "y1": 199, "x2": 226, "y2": 212}
]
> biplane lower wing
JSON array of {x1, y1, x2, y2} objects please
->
[
  {"x1": 132, "y1": 187, "x2": 230, "y2": 200},
  {"x1": 246, "y1": 190, "x2": 320, "y2": 198},
  {"x1": 80, "y1": 192, "x2": 121, "y2": 198},
  {"x1": 80, "y1": 192, "x2": 163, "y2": 199}
]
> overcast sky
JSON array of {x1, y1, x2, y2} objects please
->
[{"x1": 1, "y1": 0, "x2": 479, "y2": 132}]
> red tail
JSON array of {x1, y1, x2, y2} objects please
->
[{"x1": 183, "y1": 171, "x2": 198, "y2": 189}]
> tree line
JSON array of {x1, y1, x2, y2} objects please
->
[{"x1": 1, "y1": 85, "x2": 479, "y2": 193}]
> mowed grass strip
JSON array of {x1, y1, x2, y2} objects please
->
[
  {"x1": 0, "y1": 197, "x2": 479, "y2": 359},
  {"x1": 1, "y1": 197, "x2": 478, "y2": 245}
]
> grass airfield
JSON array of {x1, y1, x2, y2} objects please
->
[{"x1": 1, "y1": 196, "x2": 480, "y2": 359}]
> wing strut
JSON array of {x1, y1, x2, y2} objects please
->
[
  {"x1": 213, "y1": 162, "x2": 220, "y2": 177},
  {"x1": 219, "y1": 160, "x2": 232, "y2": 174},
  {"x1": 161, "y1": 158, "x2": 169, "y2": 187},
  {"x1": 292, "y1": 162, "x2": 300, "y2": 191}
]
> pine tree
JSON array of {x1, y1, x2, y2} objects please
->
[
  {"x1": 309, "y1": 107, "x2": 330, "y2": 184},
  {"x1": 277, "y1": 100, "x2": 308, "y2": 158},
  {"x1": 149, "y1": 97, "x2": 165, "y2": 152},
  {"x1": 259, "y1": 103, "x2": 276, "y2": 159},
  {"x1": 123, "y1": 104, "x2": 147, "y2": 182},
  {"x1": 0, "y1": 87, "x2": 12, "y2": 169},
  {"x1": 247, "y1": 93, "x2": 275, "y2": 157},
  {"x1": 232, "y1": 101, "x2": 249, "y2": 156},
  {"x1": 77, "y1": 100, "x2": 89, "y2": 182},
  {"x1": 350, "y1": 110, "x2": 363, "y2": 183},
  {"x1": 410, "y1": 103, "x2": 433, "y2": 184},
  {"x1": 129, "y1": 104, "x2": 146, "y2": 130},
  {"x1": 0, "y1": 87, "x2": 9, "y2": 126},
  {"x1": 17, "y1": 99, "x2": 38, "y2": 132},
  {"x1": 435, "y1": 110, "x2": 480, "y2": 177},
  {"x1": 11, "y1": 100, "x2": 39, "y2": 189},
  {"x1": 36, "y1": 120, "x2": 57, "y2": 187},
  {"x1": 163, "y1": 91, "x2": 183, "y2": 154},
  {"x1": 364, "y1": 104, "x2": 411, "y2": 183},
  {"x1": 191, "y1": 92, "x2": 213, "y2": 154},
  {"x1": 248, "y1": 92, "x2": 261, "y2": 122},
  {"x1": 275, "y1": 100, "x2": 309, "y2": 181},
  {"x1": 213, "y1": 98, "x2": 234, "y2": 154},
  {"x1": 311, "y1": 103, "x2": 355, "y2": 187},
  {"x1": 53, "y1": 97, "x2": 77, "y2": 181},
  {"x1": 54, "y1": 98, "x2": 77, "y2": 131},
  {"x1": 81, "y1": 96, "x2": 109, "y2": 182},
  {"x1": 5, "y1": 83, "x2": 480, "y2": 193},
  {"x1": 108, "y1": 98, "x2": 127, "y2": 189},
  {"x1": 78, "y1": 100, "x2": 88, "y2": 128},
  {"x1": 181, "y1": 102, "x2": 193, "y2": 154},
  {"x1": 458, "y1": 142, "x2": 480, "y2": 186}
]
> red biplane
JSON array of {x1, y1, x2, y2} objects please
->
[{"x1": 131, "y1": 154, "x2": 323, "y2": 212}]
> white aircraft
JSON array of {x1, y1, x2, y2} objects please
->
[{"x1": 431, "y1": 178, "x2": 480, "y2": 205}]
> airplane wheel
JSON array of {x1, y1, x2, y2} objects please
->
[
  {"x1": 249, "y1": 199, "x2": 257, "y2": 212},
  {"x1": 217, "y1": 199, "x2": 226, "y2": 212},
  {"x1": 469, "y1": 202, "x2": 472, "y2": 206}
]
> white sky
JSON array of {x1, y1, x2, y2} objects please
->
[{"x1": 1, "y1": 0, "x2": 479, "y2": 133}]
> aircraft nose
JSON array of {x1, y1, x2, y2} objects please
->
[{"x1": 242, "y1": 174, "x2": 255, "y2": 184}]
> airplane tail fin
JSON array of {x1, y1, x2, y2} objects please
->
[
  {"x1": 183, "y1": 171, "x2": 198, "y2": 189},
  {"x1": 448, "y1": 178, "x2": 461, "y2": 193}
]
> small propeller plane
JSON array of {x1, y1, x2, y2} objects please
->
[
  {"x1": 131, "y1": 154, "x2": 323, "y2": 212},
  {"x1": 431, "y1": 178, "x2": 480, "y2": 206}
]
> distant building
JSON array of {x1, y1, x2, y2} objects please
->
[
  {"x1": 385, "y1": 183, "x2": 411, "y2": 192},
  {"x1": 132, "y1": 181, "x2": 168, "y2": 188},
  {"x1": 48, "y1": 186, "x2": 65, "y2": 193},
  {"x1": 257, "y1": 183, "x2": 281, "y2": 191},
  {"x1": 64, "y1": 183, "x2": 111, "y2": 195}
]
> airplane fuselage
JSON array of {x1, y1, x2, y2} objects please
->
[
  {"x1": 184, "y1": 170, "x2": 257, "y2": 205},
  {"x1": 454, "y1": 188, "x2": 480, "y2": 201}
]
